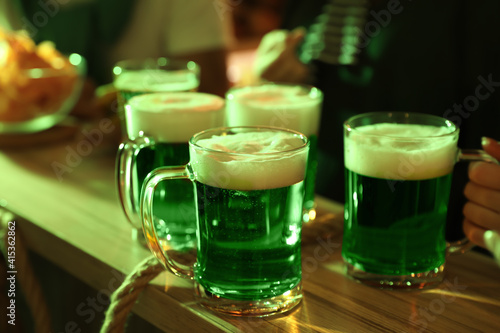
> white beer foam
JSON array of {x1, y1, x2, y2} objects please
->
[
  {"x1": 114, "y1": 69, "x2": 199, "y2": 92},
  {"x1": 226, "y1": 85, "x2": 322, "y2": 136},
  {"x1": 345, "y1": 123, "x2": 457, "y2": 180},
  {"x1": 125, "y1": 92, "x2": 224, "y2": 142},
  {"x1": 192, "y1": 131, "x2": 308, "y2": 190}
]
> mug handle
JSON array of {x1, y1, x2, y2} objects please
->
[
  {"x1": 140, "y1": 165, "x2": 195, "y2": 280},
  {"x1": 116, "y1": 135, "x2": 155, "y2": 229},
  {"x1": 447, "y1": 149, "x2": 499, "y2": 255}
]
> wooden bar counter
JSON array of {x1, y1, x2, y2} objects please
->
[{"x1": 0, "y1": 131, "x2": 499, "y2": 332}]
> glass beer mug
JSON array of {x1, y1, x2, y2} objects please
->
[
  {"x1": 140, "y1": 126, "x2": 309, "y2": 316},
  {"x1": 225, "y1": 83, "x2": 323, "y2": 222},
  {"x1": 116, "y1": 92, "x2": 224, "y2": 248},
  {"x1": 113, "y1": 57, "x2": 200, "y2": 135},
  {"x1": 342, "y1": 112, "x2": 498, "y2": 289}
]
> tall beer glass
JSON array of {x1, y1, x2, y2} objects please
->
[
  {"x1": 343, "y1": 112, "x2": 498, "y2": 289},
  {"x1": 116, "y1": 92, "x2": 224, "y2": 249},
  {"x1": 141, "y1": 126, "x2": 309, "y2": 316},
  {"x1": 113, "y1": 58, "x2": 200, "y2": 134},
  {"x1": 225, "y1": 84, "x2": 322, "y2": 221}
]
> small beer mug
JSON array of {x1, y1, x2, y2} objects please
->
[
  {"x1": 113, "y1": 58, "x2": 200, "y2": 134},
  {"x1": 225, "y1": 83, "x2": 323, "y2": 222},
  {"x1": 342, "y1": 112, "x2": 498, "y2": 289},
  {"x1": 116, "y1": 92, "x2": 224, "y2": 249},
  {"x1": 141, "y1": 126, "x2": 309, "y2": 316}
]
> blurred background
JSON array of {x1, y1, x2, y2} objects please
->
[{"x1": 225, "y1": 0, "x2": 286, "y2": 85}]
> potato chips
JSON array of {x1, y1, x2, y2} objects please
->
[{"x1": 0, "y1": 29, "x2": 78, "y2": 122}]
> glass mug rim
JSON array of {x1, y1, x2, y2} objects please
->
[
  {"x1": 113, "y1": 57, "x2": 199, "y2": 73},
  {"x1": 189, "y1": 126, "x2": 309, "y2": 157},
  {"x1": 344, "y1": 112, "x2": 459, "y2": 139}
]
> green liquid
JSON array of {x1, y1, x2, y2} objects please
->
[
  {"x1": 136, "y1": 142, "x2": 196, "y2": 249},
  {"x1": 136, "y1": 142, "x2": 190, "y2": 188},
  {"x1": 342, "y1": 168, "x2": 450, "y2": 275},
  {"x1": 194, "y1": 181, "x2": 304, "y2": 300}
]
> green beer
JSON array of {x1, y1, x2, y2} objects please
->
[
  {"x1": 194, "y1": 180, "x2": 304, "y2": 300},
  {"x1": 135, "y1": 142, "x2": 194, "y2": 242},
  {"x1": 113, "y1": 58, "x2": 200, "y2": 132},
  {"x1": 343, "y1": 170, "x2": 451, "y2": 275},
  {"x1": 343, "y1": 121, "x2": 458, "y2": 282},
  {"x1": 117, "y1": 92, "x2": 223, "y2": 247},
  {"x1": 116, "y1": 69, "x2": 200, "y2": 121},
  {"x1": 135, "y1": 143, "x2": 190, "y2": 189},
  {"x1": 225, "y1": 84, "x2": 322, "y2": 219},
  {"x1": 191, "y1": 130, "x2": 307, "y2": 301},
  {"x1": 140, "y1": 127, "x2": 309, "y2": 315}
]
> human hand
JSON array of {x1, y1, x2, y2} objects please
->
[
  {"x1": 253, "y1": 28, "x2": 311, "y2": 84},
  {"x1": 463, "y1": 137, "x2": 500, "y2": 262}
]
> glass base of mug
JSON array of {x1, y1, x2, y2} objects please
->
[
  {"x1": 345, "y1": 263, "x2": 445, "y2": 290},
  {"x1": 194, "y1": 281, "x2": 303, "y2": 317}
]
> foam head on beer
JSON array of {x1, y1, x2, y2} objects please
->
[
  {"x1": 192, "y1": 131, "x2": 308, "y2": 190},
  {"x1": 125, "y1": 92, "x2": 224, "y2": 142},
  {"x1": 226, "y1": 84, "x2": 322, "y2": 136},
  {"x1": 114, "y1": 69, "x2": 199, "y2": 93},
  {"x1": 345, "y1": 123, "x2": 458, "y2": 180}
]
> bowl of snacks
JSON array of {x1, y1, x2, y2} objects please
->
[{"x1": 0, "y1": 29, "x2": 86, "y2": 134}]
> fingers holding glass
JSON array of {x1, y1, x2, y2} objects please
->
[
  {"x1": 463, "y1": 218, "x2": 488, "y2": 248},
  {"x1": 464, "y1": 182, "x2": 500, "y2": 215},
  {"x1": 463, "y1": 201, "x2": 500, "y2": 233},
  {"x1": 482, "y1": 137, "x2": 500, "y2": 160},
  {"x1": 468, "y1": 162, "x2": 500, "y2": 190}
]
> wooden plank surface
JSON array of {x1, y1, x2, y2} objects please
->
[{"x1": 0, "y1": 136, "x2": 499, "y2": 332}]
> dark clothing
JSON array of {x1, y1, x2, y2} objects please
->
[
  {"x1": 14, "y1": 0, "x2": 136, "y2": 84},
  {"x1": 282, "y1": 0, "x2": 500, "y2": 239}
]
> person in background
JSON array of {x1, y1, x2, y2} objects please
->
[
  {"x1": 254, "y1": 0, "x2": 500, "y2": 243},
  {"x1": 463, "y1": 138, "x2": 500, "y2": 263}
]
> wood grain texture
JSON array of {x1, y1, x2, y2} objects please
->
[{"x1": 0, "y1": 139, "x2": 499, "y2": 333}]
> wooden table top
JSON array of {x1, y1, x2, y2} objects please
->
[{"x1": 0, "y1": 134, "x2": 499, "y2": 333}]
